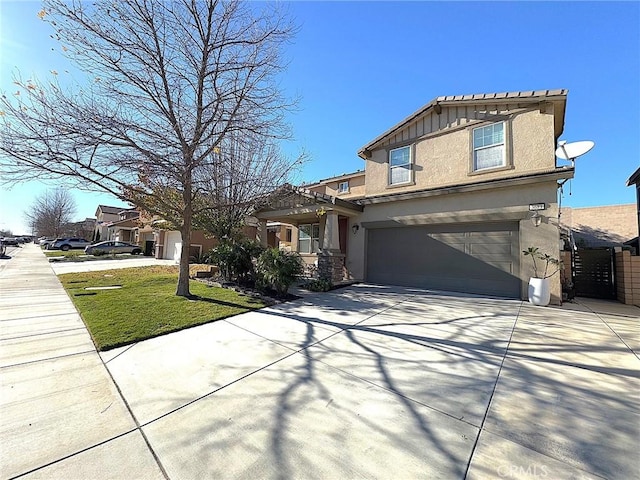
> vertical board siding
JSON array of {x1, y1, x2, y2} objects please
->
[{"x1": 381, "y1": 101, "x2": 527, "y2": 150}]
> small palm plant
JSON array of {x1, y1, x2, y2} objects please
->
[
  {"x1": 256, "y1": 248, "x2": 304, "y2": 295},
  {"x1": 522, "y1": 247, "x2": 561, "y2": 279}
]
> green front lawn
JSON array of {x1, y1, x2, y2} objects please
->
[{"x1": 59, "y1": 266, "x2": 266, "y2": 350}]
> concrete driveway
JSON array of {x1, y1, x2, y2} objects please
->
[
  {"x1": 2, "y1": 244, "x2": 639, "y2": 479},
  {"x1": 102, "y1": 286, "x2": 638, "y2": 479}
]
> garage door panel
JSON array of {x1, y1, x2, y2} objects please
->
[
  {"x1": 430, "y1": 233, "x2": 466, "y2": 241},
  {"x1": 366, "y1": 223, "x2": 520, "y2": 298},
  {"x1": 482, "y1": 261, "x2": 514, "y2": 273},
  {"x1": 470, "y1": 243, "x2": 513, "y2": 255}
]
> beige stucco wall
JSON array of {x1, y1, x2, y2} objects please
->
[
  {"x1": 324, "y1": 174, "x2": 366, "y2": 199},
  {"x1": 307, "y1": 172, "x2": 366, "y2": 200},
  {"x1": 365, "y1": 107, "x2": 556, "y2": 197},
  {"x1": 562, "y1": 204, "x2": 637, "y2": 247},
  {"x1": 347, "y1": 181, "x2": 562, "y2": 303}
]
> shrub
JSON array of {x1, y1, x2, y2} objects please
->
[
  {"x1": 256, "y1": 248, "x2": 304, "y2": 295},
  {"x1": 208, "y1": 239, "x2": 265, "y2": 284},
  {"x1": 189, "y1": 250, "x2": 213, "y2": 264},
  {"x1": 522, "y1": 246, "x2": 561, "y2": 279},
  {"x1": 301, "y1": 278, "x2": 332, "y2": 292}
]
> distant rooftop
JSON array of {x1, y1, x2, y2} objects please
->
[
  {"x1": 97, "y1": 205, "x2": 135, "y2": 215},
  {"x1": 304, "y1": 169, "x2": 365, "y2": 186}
]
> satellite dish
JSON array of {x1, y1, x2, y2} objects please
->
[{"x1": 555, "y1": 140, "x2": 595, "y2": 161}]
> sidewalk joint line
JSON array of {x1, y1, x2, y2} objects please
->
[
  {"x1": 102, "y1": 342, "x2": 139, "y2": 364},
  {"x1": 0, "y1": 312, "x2": 80, "y2": 322},
  {"x1": 0, "y1": 327, "x2": 87, "y2": 342},
  {"x1": 9, "y1": 428, "x2": 139, "y2": 479},
  {"x1": 577, "y1": 299, "x2": 640, "y2": 361},
  {"x1": 99, "y1": 344, "x2": 171, "y2": 479},
  {"x1": 0, "y1": 349, "x2": 96, "y2": 369},
  {"x1": 139, "y1": 349, "x2": 303, "y2": 428},
  {"x1": 462, "y1": 301, "x2": 523, "y2": 479}
]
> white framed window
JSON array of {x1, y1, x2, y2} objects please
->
[
  {"x1": 298, "y1": 223, "x2": 319, "y2": 254},
  {"x1": 389, "y1": 145, "x2": 412, "y2": 185},
  {"x1": 473, "y1": 122, "x2": 505, "y2": 171},
  {"x1": 338, "y1": 181, "x2": 349, "y2": 194}
]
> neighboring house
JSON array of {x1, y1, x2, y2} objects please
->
[
  {"x1": 560, "y1": 204, "x2": 638, "y2": 248},
  {"x1": 106, "y1": 209, "x2": 141, "y2": 242},
  {"x1": 93, "y1": 205, "x2": 223, "y2": 261},
  {"x1": 94, "y1": 205, "x2": 134, "y2": 242},
  {"x1": 153, "y1": 229, "x2": 217, "y2": 262},
  {"x1": 66, "y1": 217, "x2": 96, "y2": 240},
  {"x1": 305, "y1": 170, "x2": 366, "y2": 200},
  {"x1": 255, "y1": 89, "x2": 575, "y2": 304}
]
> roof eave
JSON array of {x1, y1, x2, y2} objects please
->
[
  {"x1": 626, "y1": 166, "x2": 640, "y2": 186},
  {"x1": 358, "y1": 167, "x2": 575, "y2": 205},
  {"x1": 358, "y1": 89, "x2": 568, "y2": 157}
]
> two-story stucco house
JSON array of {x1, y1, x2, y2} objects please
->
[
  {"x1": 255, "y1": 89, "x2": 574, "y2": 304},
  {"x1": 93, "y1": 205, "x2": 134, "y2": 242}
]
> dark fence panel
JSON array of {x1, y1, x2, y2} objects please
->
[{"x1": 574, "y1": 248, "x2": 616, "y2": 299}]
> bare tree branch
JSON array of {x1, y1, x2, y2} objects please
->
[
  {"x1": 0, "y1": 0, "x2": 300, "y2": 296},
  {"x1": 24, "y1": 187, "x2": 77, "y2": 238}
]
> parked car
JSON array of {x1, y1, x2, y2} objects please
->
[
  {"x1": 39, "y1": 238, "x2": 55, "y2": 248},
  {"x1": 48, "y1": 238, "x2": 91, "y2": 251},
  {"x1": 1, "y1": 237, "x2": 19, "y2": 246},
  {"x1": 84, "y1": 241, "x2": 142, "y2": 256}
]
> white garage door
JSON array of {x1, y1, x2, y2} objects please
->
[
  {"x1": 164, "y1": 231, "x2": 182, "y2": 261},
  {"x1": 366, "y1": 222, "x2": 520, "y2": 298}
]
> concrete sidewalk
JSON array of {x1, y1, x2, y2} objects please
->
[
  {"x1": 2, "y1": 243, "x2": 639, "y2": 479},
  {"x1": 0, "y1": 244, "x2": 165, "y2": 479}
]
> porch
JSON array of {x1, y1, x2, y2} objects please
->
[{"x1": 254, "y1": 185, "x2": 363, "y2": 283}]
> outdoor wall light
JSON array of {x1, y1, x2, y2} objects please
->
[
  {"x1": 352, "y1": 224, "x2": 360, "y2": 234},
  {"x1": 530, "y1": 211, "x2": 542, "y2": 227}
]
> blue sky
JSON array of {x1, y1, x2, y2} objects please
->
[{"x1": 1, "y1": 1, "x2": 638, "y2": 234}]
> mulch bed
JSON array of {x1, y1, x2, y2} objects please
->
[{"x1": 192, "y1": 274, "x2": 300, "y2": 306}]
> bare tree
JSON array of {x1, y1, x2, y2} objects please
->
[
  {"x1": 0, "y1": 0, "x2": 299, "y2": 296},
  {"x1": 193, "y1": 131, "x2": 303, "y2": 240},
  {"x1": 25, "y1": 187, "x2": 77, "y2": 238}
]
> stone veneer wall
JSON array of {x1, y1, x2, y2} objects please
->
[{"x1": 318, "y1": 253, "x2": 345, "y2": 284}]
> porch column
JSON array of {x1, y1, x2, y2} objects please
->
[
  {"x1": 318, "y1": 211, "x2": 345, "y2": 284},
  {"x1": 257, "y1": 219, "x2": 269, "y2": 247},
  {"x1": 321, "y1": 211, "x2": 340, "y2": 252}
]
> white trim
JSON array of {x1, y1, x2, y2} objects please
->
[
  {"x1": 388, "y1": 145, "x2": 413, "y2": 186},
  {"x1": 472, "y1": 122, "x2": 506, "y2": 171}
]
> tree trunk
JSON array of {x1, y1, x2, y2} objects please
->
[
  {"x1": 176, "y1": 178, "x2": 193, "y2": 297},
  {"x1": 176, "y1": 224, "x2": 192, "y2": 297}
]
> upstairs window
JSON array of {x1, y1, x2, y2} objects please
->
[
  {"x1": 473, "y1": 122, "x2": 505, "y2": 171},
  {"x1": 298, "y1": 223, "x2": 319, "y2": 254},
  {"x1": 389, "y1": 145, "x2": 412, "y2": 185},
  {"x1": 338, "y1": 181, "x2": 349, "y2": 194}
]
